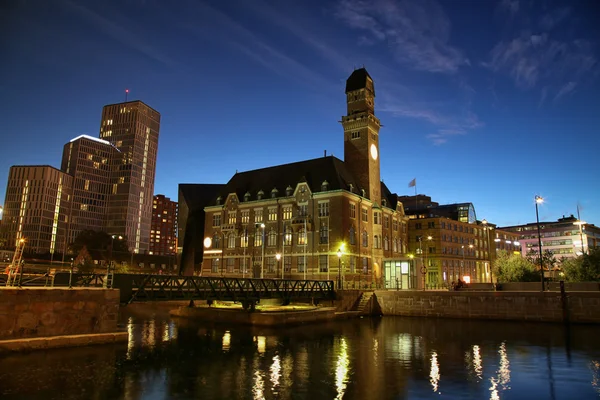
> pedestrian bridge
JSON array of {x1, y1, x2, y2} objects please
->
[{"x1": 50, "y1": 273, "x2": 336, "y2": 306}]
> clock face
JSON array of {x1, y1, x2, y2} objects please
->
[{"x1": 370, "y1": 143, "x2": 378, "y2": 160}]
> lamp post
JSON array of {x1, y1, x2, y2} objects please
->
[
  {"x1": 109, "y1": 235, "x2": 123, "y2": 277},
  {"x1": 337, "y1": 249, "x2": 342, "y2": 290},
  {"x1": 276, "y1": 253, "x2": 281, "y2": 279},
  {"x1": 482, "y1": 219, "x2": 492, "y2": 284},
  {"x1": 260, "y1": 223, "x2": 265, "y2": 279},
  {"x1": 535, "y1": 195, "x2": 544, "y2": 291}
]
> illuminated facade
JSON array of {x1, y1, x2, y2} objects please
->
[
  {"x1": 100, "y1": 101, "x2": 161, "y2": 254},
  {"x1": 200, "y1": 69, "x2": 411, "y2": 286},
  {"x1": 0, "y1": 166, "x2": 73, "y2": 254},
  {"x1": 150, "y1": 194, "x2": 178, "y2": 256},
  {"x1": 499, "y1": 215, "x2": 600, "y2": 261}
]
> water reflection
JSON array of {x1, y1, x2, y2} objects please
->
[
  {"x1": 270, "y1": 354, "x2": 281, "y2": 394},
  {"x1": 255, "y1": 335, "x2": 266, "y2": 354},
  {"x1": 591, "y1": 360, "x2": 600, "y2": 394},
  {"x1": 473, "y1": 345, "x2": 483, "y2": 381},
  {"x1": 335, "y1": 337, "x2": 350, "y2": 400},
  {"x1": 252, "y1": 355, "x2": 265, "y2": 400},
  {"x1": 222, "y1": 330, "x2": 231, "y2": 351},
  {"x1": 429, "y1": 351, "x2": 440, "y2": 393},
  {"x1": 489, "y1": 341, "x2": 511, "y2": 399}
]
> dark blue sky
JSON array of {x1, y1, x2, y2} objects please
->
[{"x1": 1, "y1": 0, "x2": 599, "y2": 227}]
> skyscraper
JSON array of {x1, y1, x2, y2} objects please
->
[
  {"x1": 149, "y1": 194, "x2": 178, "y2": 256},
  {"x1": 99, "y1": 101, "x2": 160, "y2": 254},
  {"x1": 61, "y1": 135, "x2": 119, "y2": 244}
]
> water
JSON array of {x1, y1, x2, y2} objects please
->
[{"x1": 1, "y1": 305, "x2": 599, "y2": 400}]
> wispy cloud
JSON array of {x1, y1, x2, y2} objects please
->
[
  {"x1": 60, "y1": 0, "x2": 177, "y2": 69},
  {"x1": 538, "y1": 7, "x2": 570, "y2": 30},
  {"x1": 498, "y1": 0, "x2": 519, "y2": 16},
  {"x1": 553, "y1": 81, "x2": 577, "y2": 102},
  {"x1": 334, "y1": 0, "x2": 468, "y2": 73}
]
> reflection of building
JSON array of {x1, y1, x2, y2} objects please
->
[
  {"x1": 500, "y1": 215, "x2": 600, "y2": 261},
  {"x1": 61, "y1": 135, "x2": 119, "y2": 244},
  {"x1": 149, "y1": 194, "x2": 178, "y2": 256},
  {"x1": 100, "y1": 101, "x2": 161, "y2": 254},
  {"x1": 0, "y1": 166, "x2": 73, "y2": 253},
  {"x1": 196, "y1": 69, "x2": 411, "y2": 285}
]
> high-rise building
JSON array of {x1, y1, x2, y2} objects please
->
[
  {"x1": 99, "y1": 101, "x2": 160, "y2": 254},
  {"x1": 149, "y1": 194, "x2": 178, "y2": 256},
  {"x1": 61, "y1": 135, "x2": 119, "y2": 244},
  {"x1": 0, "y1": 166, "x2": 73, "y2": 254}
]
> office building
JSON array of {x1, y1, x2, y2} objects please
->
[{"x1": 149, "y1": 194, "x2": 178, "y2": 256}]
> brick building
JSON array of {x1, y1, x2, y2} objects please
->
[{"x1": 150, "y1": 194, "x2": 178, "y2": 256}]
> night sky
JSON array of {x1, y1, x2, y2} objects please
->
[{"x1": 1, "y1": 0, "x2": 599, "y2": 227}]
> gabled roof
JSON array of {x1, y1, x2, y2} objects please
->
[{"x1": 345, "y1": 68, "x2": 374, "y2": 94}]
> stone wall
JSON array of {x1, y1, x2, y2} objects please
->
[
  {"x1": 0, "y1": 288, "x2": 121, "y2": 339},
  {"x1": 374, "y1": 290, "x2": 600, "y2": 324}
]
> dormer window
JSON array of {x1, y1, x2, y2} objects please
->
[
  {"x1": 244, "y1": 192, "x2": 251, "y2": 202},
  {"x1": 216, "y1": 196, "x2": 222, "y2": 205},
  {"x1": 257, "y1": 190, "x2": 264, "y2": 200},
  {"x1": 321, "y1": 180, "x2": 329, "y2": 192},
  {"x1": 286, "y1": 185, "x2": 293, "y2": 196},
  {"x1": 271, "y1": 188, "x2": 278, "y2": 198}
]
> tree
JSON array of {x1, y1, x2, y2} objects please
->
[
  {"x1": 526, "y1": 249, "x2": 557, "y2": 271},
  {"x1": 562, "y1": 248, "x2": 600, "y2": 282},
  {"x1": 69, "y1": 230, "x2": 130, "y2": 261},
  {"x1": 493, "y1": 250, "x2": 539, "y2": 282},
  {"x1": 73, "y1": 246, "x2": 94, "y2": 273}
]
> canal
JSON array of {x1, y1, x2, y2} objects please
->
[{"x1": 1, "y1": 305, "x2": 599, "y2": 399}]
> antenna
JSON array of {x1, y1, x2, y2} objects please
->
[{"x1": 125, "y1": 88, "x2": 129, "y2": 102}]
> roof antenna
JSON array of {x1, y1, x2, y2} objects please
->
[{"x1": 125, "y1": 88, "x2": 129, "y2": 102}]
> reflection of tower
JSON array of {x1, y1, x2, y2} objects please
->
[{"x1": 341, "y1": 68, "x2": 381, "y2": 205}]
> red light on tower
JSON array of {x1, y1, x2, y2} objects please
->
[{"x1": 125, "y1": 88, "x2": 129, "y2": 101}]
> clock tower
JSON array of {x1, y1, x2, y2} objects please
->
[{"x1": 341, "y1": 68, "x2": 381, "y2": 204}]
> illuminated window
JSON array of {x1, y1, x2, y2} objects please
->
[
  {"x1": 268, "y1": 230, "x2": 276, "y2": 246},
  {"x1": 283, "y1": 226, "x2": 292, "y2": 246},
  {"x1": 241, "y1": 210, "x2": 249, "y2": 223},
  {"x1": 254, "y1": 209, "x2": 263, "y2": 223},
  {"x1": 84, "y1": 180, "x2": 90, "y2": 190},
  {"x1": 119, "y1": 177, "x2": 125, "y2": 183},
  {"x1": 80, "y1": 204, "x2": 88, "y2": 211},
  {"x1": 228, "y1": 211, "x2": 236, "y2": 224},
  {"x1": 298, "y1": 228, "x2": 307, "y2": 245},
  {"x1": 318, "y1": 202, "x2": 329, "y2": 217},
  {"x1": 283, "y1": 206, "x2": 292, "y2": 220},
  {"x1": 254, "y1": 231, "x2": 263, "y2": 247},
  {"x1": 227, "y1": 233, "x2": 236, "y2": 248},
  {"x1": 268, "y1": 208, "x2": 277, "y2": 221},
  {"x1": 87, "y1": 154, "x2": 93, "y2": 160}
]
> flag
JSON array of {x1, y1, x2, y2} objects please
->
[{"x1": 408, "y1": 178, "x2": 416, "y2": 188}]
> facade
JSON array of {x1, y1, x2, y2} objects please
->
[
  {"x1": 400, "y1": 195, "x2": 520, "y2": 285},
  {"x1": 0, "y1": 166, "x2": 73, "y2": 254},
  {"x1": 100, "y1": 100, "x2": 161, "y2": 254},
  {"x1": 500, "y1": 215, "x2": 600, "y2": 262},
  {"x1": 61, "y1": 135, "x2": 119, "y2": 244},
  {"x1": 200, "y1": 69, "x2": 412, "y2": 288},
  {"x1": 149, "y1": 194, "x2": 178, "y2": 256}
]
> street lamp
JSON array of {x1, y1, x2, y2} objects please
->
[
  {"x1": 276, "y1": 253, "x2": 281, "y2": 279},
  {"x1": 337, "y1": 249, "x2": 342, "y2": 290},
  {"x1": 535, "y1": 195, "x2": 544, "y2": 291},
  {"x1": 482, "y1": 219, "x2": 493, "y2": 284},
  {"x1": 424, "y1": 235, "x2": 432, "y2": 290},
  {"x1": 260, "y1": 223, "x2": 265, "y2": 279},
  {"x1": 109, "y1": 235, "x2": 123, "y2": 278}
]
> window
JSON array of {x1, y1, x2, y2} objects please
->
[
  {"x1": 283, "y1": 226, "x2": 292, "y2": 246},
  {"x1": 212, "y1": 214, "x2": 221, "y2": 227},
  {"x1": 349, "y1": 257, "x2": 356, "y2": 273},
  {"x1": 268, "y1": 208, "x2": 277, "y2": 221},
  {"x1": 298, "y1": 204, "x2": 308, "y2": 216},
  {"x1": 384, "y1": 216, "x2": 389, "y2": 228},
  {"x1": 319, "y1": 255, "x2": 328, "y2": 272},
  {"x1": 241, "y1": 258, "x2": 248, "y2": 273},
  {"x1": 297, "y1": 256, "x2": 306, "y2": 272},
  {"x1": 241, "y1": 210, "x2": 249, "y2": 223},
  {"x1": 349, "y1": 203, "x2": 356, "y2": 219},
  {"x1": 241, "y1": 231, "x2": 249, "y2": 248},
  {"x1": 211, "y1": 258, "x2": 219, "y2": 273},
  {"x1": 392, "y1": 237, "x2": 398, "y2": 252},
  {"x1": 318, "y1": 202, "x2": 329, "y2": 217},
  {"x1": 393, "y1": 219, "x2": 399, "y2": 231},
  {"x1": 428, "y1": 221, "x2": 435, "y2": 228},
  {"x1": 362, "y1": 257, "x2": 369, "y2": 274},
  {"x1": 254, "y1": 231, "x2": 263, "y2": 247},
  {"x1": 362, "y1": 208, "x2": 368, "y2": 222},
  {"x1": 373, "y1": 212, "x2": 381, "y2": 225},
  {"x1": 351, "y1": 131, "x2": 360, "y2": 139},
  {"x1": 298, "y1": 228, "x2": 307, "y2": 245},
  {"x1": 212, "y1": 234, "x2": 220, "y2": 249},
  {"x1": 228, "y1": 211, "x2": 236, "y2": 224},
  {"x1": 384, "y1": 236, "x2": 389, "y2": 251},
  {"x1": 227, "y1": 233, "x2": 236, "y2": 248},
  {"x1": 267, "y1": 257, "x2": 276, "y2": 273},
  {"x1": 283, "y1": 206, "x2": 292, "y2": 220},
  {"x1": 255, "y1": 209, "x2": 263, "y2": 223},
  {"x1": 415, "y1": 223, "x2": 422, "y2": 229},
  {"x1": 374, "y1": 235, "x2": 381, "y2": 249},
  {"x1": 284, "y1": 257, "x2": 291, "y2": 272},
  {"x1": 226, "y1": 258, "x2": 234, "y2": 273},
  {"x1": 362, "y1": 230, "x2": 368, "y2": 247},
  {"x1": 320, "y1": 222, "x2": 328, "y2": 244},
  {"x1": 268, "y1": 230, "x2": 277, "y2": 246}
]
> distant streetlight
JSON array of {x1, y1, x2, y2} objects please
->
[
  {"x1": 109, "y1": 235, "x2": 123, "y2": 281},
  {"x1": 535, "y1": 195, "x2": 544, "y2": 291},
  {"x1": 337, "y1": 249, "x2": 342, "y2": 290}
]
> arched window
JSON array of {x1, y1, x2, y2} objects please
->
[
  {"x1": 227, "y1": 233, "x2": 236, "y2": 248},
  {"x1": 362, "y1": 230, "x2": 368, "y2": 247},
  {"x1": 213, "y1": 233, "x2": 221, "y2": 249},
  {"x1": 374, "y1": 235, "x2": 381, "y2": 249},
  {"x1": 254, "y1": 231, "x2": 263, "y2": 247},
  {"x1": 349, "y1": 226, "x2": 356, "y2": 245},
  {"x1": 284, "y1": 226, "x2": 292, "y2": 246},
  {"x1": 241, "y1": 230, "x2": 249, "y2": 248},
  {"x1": 298, "y1": 228, "x2": 307, "y2": 245},
  {"x1": 384, "y1": 236, "x2": 389, "y2": 251},
  {"x1": 392, "y1": 237, "x2": 398, "y2": 252},
  {"x1": 268, "y1": 229, "x2": 277, "y2": 246}
]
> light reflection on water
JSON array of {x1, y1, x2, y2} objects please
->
[{"x1": 1, "y1": 312, "x2": 600, "y2": 400}]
